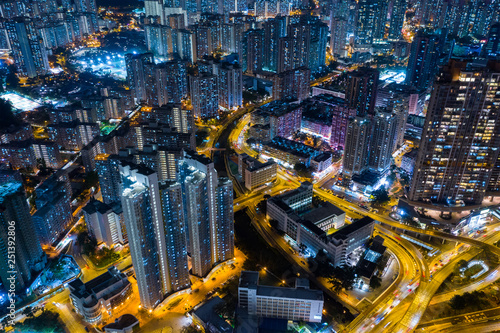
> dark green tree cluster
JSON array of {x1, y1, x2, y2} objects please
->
[
  {"x1": 312, "y1": 258, "x2": 356, "y2": 293},
  {"x1": 14, "y1": 309, "x2": 64, "y2": 333},
  {"x1": 294, "y1": 163, "x2": 313, "y2": 179},
  {"x1": 77, "y1": 231, "x2": 98, "y2": 255},
  {"x1": 371, "y1": 188, "x2": 390, "y2": 206},
  {"x1": 369, "y1": 275, "x2": 382, "y2": 290},
  {"x1": 450, "y1": 291, "x2": 489, "y2": 310},
  {"x1": 0, "y1": 98, "x2": 21, "y2": 130}
]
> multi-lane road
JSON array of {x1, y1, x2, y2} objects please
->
[{"x1": 225, "y1": 104, "x2": 500, "y2": 333}]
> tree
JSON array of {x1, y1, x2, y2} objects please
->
[
  {"x1": 294, "y1": 163, "x2": 313, "y2": 179},
  {"x1": 0, "y1": 98, "x2": 21, "y2": 130},
  {"x1": 371, "y1": 188, "x2": 390, "y2": 206},
  {"x1": 6, "y1": 65, "x2": 19, "y2": 89},
  {"x1": 329, "y1": 276, "x2": 343, "y2": 294},
  {"x1": 15, "y1": 309, "x2": 64, "y2": 333},
  {"x1": 77, "y1": 231, "x2": 97, "y2": 255},
  {"x1": 83, "y1": 171, "x2": 99, "y2": 190},
  {"x1": 369, "y1": 275, "x2": 382, "y2": 290}
]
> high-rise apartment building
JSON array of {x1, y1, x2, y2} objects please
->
[
  {"x1": 120, "y1": 164, "x2": 164, "y2": 309},
  {"x1": 215, "y1": 178, "x2": 235, "y2": 263},
  {"x1": 189, "y1": 72, "x2": 219, "y2": 119},
  {"x1": 0, "y1": 182, "x2": 46, "y2": 293},
  {"x1": 95, "y1": 153, "x2": 127, "y2": 205},
  {"x1": 158, "y1": 181, "x2": 191, "y2": 292},
  {"x1": 405, "y1": 30, "x2": 441, "y2": 91},
  {"x1": 155, "y1": 61, "x2": 188, "y2": 105},
  {"x1": 5, "y1": 17, "x2": 49, "y2": 78},
  {"x1": 355, "y1": 0, "x2": 388, "y2": 44},
  {"x1": 125, "y1": 53, "x2": 155, "y2": 103},
  {"x1": 388, "y1": 0, "x2": 406, "y2": 41},
  {"x1": 242, "y1": 29, "x2": 264, "y2": 75},
  {"x1": 346, "y1": 68, "x2": 379, "y2": 117},
  {"x1": 218, "y1": 62, "x2": 243, "y2": 110},
  {"x1": 330, "y1": 16, "x2": 348, "y2": 57},
  {"x1": 409, "y1": 60, "x2": 500, "y2": 206},
  {"x1": 342, "y1": 116, "x2": 372, "y2": 180},
  {"x1": 179, "y1": 151, "x2": 234, "y2": 276},
  {"x1": 368, "y1": 110, "x2": 398, "y2": 173}
]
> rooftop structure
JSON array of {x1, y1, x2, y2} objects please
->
[
  {"x1": 69, "y1": 267, "x2": 131, "y2": 324},
  {"x1": 238, "y1": 271, "x2": 324, "y2": 323}
]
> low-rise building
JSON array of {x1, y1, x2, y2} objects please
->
[
  {"x1": 356, "y1": 235, "x2": 386, "y2": 290},
  {"x1": 311, "y1": 152, "x2": 332, "y2": 173},
  {"x1": 193, "y1": 296, "x2": 233, "y2": 333},
  {"x1": 262, "y1": 137, "x2": 322, "y2": 168},
  {"x1": 102, "y1": 314, "x2": 139, "y2": 333},
  {"x1": 238, "y1": 154, "x2": 277, "y2": 190},
  {"x1": 238, "y1": 271, "x2": 324, "y2": 323},
  {"x1": 302, "y1": 201, "x2": 345, "y2": 231},
  {"x1": 267, "y1": 184, "x2": 373, "y2": 266},
  {"x1": 69, "y1": 267, "x2": 132, "y2": 324}
]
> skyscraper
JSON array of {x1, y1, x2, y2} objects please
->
[
  {"x1": 0, "y1": 182, "x2": 46, "y2": 293},
  {"x1": 95, "y1": 153, "x2": 125, "y2": 205},
  {"x1": 242, "y1": 29, "x2": 264, "y2": 74},
  {"x1": 120, "y1": 164, "x2": 164, "y2": 309},
  {"x1": 5, "y1": 17, "x2": 49, "y2": 78},
  {"x1": 179, "y1": 151, "x2": 234, "y2": 276},
  {"x1": 409, "y1": 60, "x2": 500, "y2": 206},
  {"x1": 405, "y1": 30, "x2": 441, "y2": 91},
  {"x1": 125, "y1": 53, "x2": 155, "y2": 103},
  {"x1": 388, "y1": 0, "x2": 406, "y2": 41},
  {"x1": 155, "y1": 61, "x2": 188, "y2": 105},
  {"x1": 158, "y1": 181, "x2": 190, "y2": 292},
  {"x1": 330, "y1": 16, "x2": 348, "y2": 57},
  {"x1": 368, "y1": 110, "x2": 398, "y2": 173},
  {"x1": 345, "y1": 67, "x2": 379, "y2": 117},
  {"x1": 263, "y1": 17, "x2": 287, "y2": 73},
  {"x1": 355, "y1": 0, "x2": 388, "y2": 45},
  {"x1": 342, "y1": 116, "x2": 372, "y2": 182},
  {"x1": 215, "y1": 178, "x2": 234, "y2": 263},
  {"x1": 189, "y1": 72, "x2": 219, "y2": 119},
  {"x1": 218, "y1": 62, "x2": 243, "y2": 110}
]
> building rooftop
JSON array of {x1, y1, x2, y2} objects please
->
[
  {"x1": 0, "y1": 182, "x2": 23, "y2": 203},
  {"x1": 247, "y1": 159, "x2": 276, "y2": 172},
  {"x1": 300, "y1": 218, "x2": 327, "y2": 237},
  {"x1": 69, "y1": 267, "x2": 128, "y2": 307},
  {"x1": 329, "y1": 216, "x2": 374, "y2": 241},
  {"x1": 258, "y1": 99, "x2": 300, "y2": 117},
  {"x1": 239, "y1": 271, "x2": 259, "y2": 289},
  {"x1": 257, "y1": 285, "x2": 323, "y2": 301},
  {"x1": 264, "y1": 137, "x2": 320, "y2": 159},
  {"x1": 313, "y1": 152, "x2": 332, "y2": 163},
  {"x1": 302, "y1": 202, "x2": 345, "y2": 222},
  {"x1": 184, "y1": 149, "x2": 213, "y2": 165},
  {"x1": 194, "y1": 296, "x2": 233, "y2": 333},
  {"x1": 83, "y1": 198, "x2": 112, "y2": 215},
  {"x1": 102, "y1": 314, "x2": 139, "y2": 331}
]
